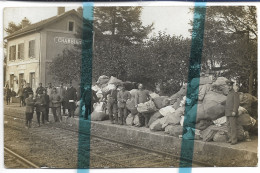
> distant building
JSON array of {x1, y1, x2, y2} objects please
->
[{"x1": 4, "y1": 7, "x2": 87, "y2": 92}]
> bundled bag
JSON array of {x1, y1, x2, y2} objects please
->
[
  {"x1": 148, "y1": 111, "x2": 163, "y2": 126},
  {"x1": 213, "y1": 131, "x2": 228, "y2": 142},
  {"x1": 91, "y1": 111, "x2": 107, "y2": 121},
  {"x1": 162, "y1": 114, "x2": 181, "y2": 128},
  {"x1": 133, "y1": 115, "x2": 141, "y2": 126},
  {"x1": 172, "y1": 98, "x2": 181, "y2": 110},
  {"x1": 159, "y1": 106, "x2": 175, "y2": 117},
  {"x1": 170, "y1": 84, "x2": 187, "y2": 101},
  {"x1": 198, "y1": 84, "x2": 211, "y2": 101},
  {"x1": 199, "y1": 77, "x2": 213, "y2": 85},
  {"x1": 175, "y1": 106, "x2": 185, "y2": 117},
  {"x1": 93, "y1": 102, "x2": 105, "y2": 112},
  {"x1": 126, "y1": 114, "x2": 135, "y2": 126},
  {"x1": 96, "y1": 89, "x2": 103, "y2": 99},
  {"x1": 149, "y1": 92, "x2": 160, "y2": 99},
  {"x1": 153, "y1": 96, "x2": 170, "y2": 109},
  {"x1": 129, "y1": 89, "x2": 138, "y2": 98},
  {"x1": 92, "y1": 85, "x2": 100, "y2": 92},
  {"x1": 239, "y1": 92, "x2": 258, "y2": 119},
  {"x1": 126, "y1": 99, "x2": 138, "y2": 115},
  {"x1": 150, "y1": 117, "x2": 167, "y2": 131},
  {"x1": 137, "y1": 100, "x2": 157, "y2": 113},
  {"x1": 237, "y1": 113, "x2": 256, "y2": 128},
  {"x1": 201, "y1": 129, "x2": 217, "y2": 142},
  {"x1": 91, "y1": 102, "x2": 107, "y2": 121},
  {"x1": 186, "y1": 104, "x2": 204, "y2": 123},
  {"x1": 97, "y1": 75, "x2": 110, "y2": 85},
  {"x1": 238, "y1": 106, "x2": 248, "y2": 115},
  {"x1": 196, "y1": 119, "x2": 213, "y2": 130},
  {"x1": 201, "y1": 91, "x2": 227, "y2": 121},
  {"x1": 108, "y1": 76, "x2": 123, "y2": 85},
  {"x1": 101, "y1": 83, "x2": 116, "y2": 93},
  {"x1": 213, "y1": 116, "x2": 226, "y2": 126},
  {"x1": 212, "y1": 77, "x2": 229, "y2": 95},
  {"x1": 166, "y1": 125, "x2": 184, "y2": 137}
]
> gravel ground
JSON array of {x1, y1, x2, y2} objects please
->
[{"x1": 4, "y1": 114, "x2": 183, "y2": 168}]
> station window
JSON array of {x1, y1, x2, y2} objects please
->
[
  {"x1": 9, "y1": 45, "x2": 16, "y2": 61},
  {"x1": 10, "y1": 74, "x2": 14, "y2": 88},
  {"x1": 29, "y1": 72, "x2": 35, "y2": 88},
  {"x1": 68, "y1": 21, "x2": 75, "y2": 32},
  {"x1": 19, "y1": 73, "x2": 24, "y2": 87},
  {"x1": 18, "y1": 43, "x2": 24, "y2": 60},
  {"x1": 29, "y1": 40, "x2": 35, "y2": 58}
]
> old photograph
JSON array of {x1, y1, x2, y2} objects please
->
[{"x1": 2, "y1": 5, "x2": 258, "y2": 168}]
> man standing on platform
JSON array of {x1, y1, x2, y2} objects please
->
[
  {"x1": 47, "y1": 83, "x2": 53, "y2": 96},
  {"x1": 35, "y1": 93, "x2": 46, "y2": 127},
  {"x1": 17, "y1": 84, "x2": 25, "y2": 107},
  {"x1": 58, "y1": 83, "x2": 67, "y2": 115},
  {"x1": 50, "y1": 88, "x2": 62, "y2": 122},
  {"x1": 46, "y1": 83, "x2": 53, "y2": 120},
  {"x1": 225, "y1": 80, "x2": 240, "y2": 145},
  {"x1": 36, "y1": 83, "x2": 45, "y2": 95},
  {"x1": 23, "y1": 83, "x2": 33, "y2": 101},
  {"x1": 135, "y1": 83, "x2": 151, "y2": 127},
  {"x1": 25, "y1": 92, "x2": 35, "y2": 128},
  {"x1": 43, "y1": 90, "x2": 50, "y2": 123},
  {"x1": 83, "y1": 84, "x2": 98, "y2": 120},
  {"x1": 66, "y1": 81, "x2": 77, "y2": 118},
  {"x1": 117, "y1": 84, "x2": 131, "y2": 125}
]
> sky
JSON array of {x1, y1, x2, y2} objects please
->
[{"x1": 3, "y1": 6, "x2": 193, "y2": 38}]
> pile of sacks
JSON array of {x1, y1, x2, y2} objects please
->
[
  {"x1": 90, "y1": 75, "x2": 137, "y2": 121},
  {"x1": 90, "y1": 75, "x2": 257, "y2": 143},
  {"x1": 125, "y1": 76, "x2": 257, "y2": 143}
]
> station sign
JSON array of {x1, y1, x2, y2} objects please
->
[{"x1": 54, "y1": 36, "x2": 82, "y2": 45}]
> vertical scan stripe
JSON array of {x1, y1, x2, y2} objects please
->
[
  {"x1": 179, "y1": 2, "x2": 206, "y2": 171},
  {"x1": 77, "y1": 2, "x2": 94, "y2": 173}
]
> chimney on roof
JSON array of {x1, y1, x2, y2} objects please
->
[
  {"x1": 21, "y1": 17, "x2": 30, "y2": 28},
  {"x1": 77, "y1": 7, "x2": 83, "y2": 16},
  {"x1": 57, "y1": 7, "x2": 65, "y2": 15}
]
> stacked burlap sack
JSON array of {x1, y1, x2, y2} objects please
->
[
  {"x1": 87, "y1": 75, "x2": 257, "y2": 143},
  {"x1": 139, "y1": 76, "x2": 257, "y2": 143}
]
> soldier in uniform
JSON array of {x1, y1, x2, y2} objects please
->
[
  {"x1": 36, "y1": 83, "x2": 45, "y2": 95},
  {"x1": 58, "y1": 83, "x2": 67, "y2": 115},
  {"x1": 23, "y1": 83, "x2": 33, "y2": 101},
  {"x1": 66, "y1": 81, "x2": 77, "y2": 118},
  {"x1": 25, "y1": 92, "x2": 35, "y2": 128},
  {"x1": 35, "y1": 93, "x2": 46, "y2": 126},
  {"x1": 50, "y1": 88, "x2": 62, "y2": 122},
  {"x1": 104, "y1": 85, "x2": 118, "y2": 124},
  {"x1": 43, "y1": 90, "x2": 50, "y2": 123},
  {"x1": 82, "y1": 84, "x2": 98, "y2": 120},
  {"x1": 225, "y1": 80, "x2": 240, "y2": 145},
  {"x1": 117, "y1": 84, "x2": 131, "y2": 125},
  {"x1": 17, "y1": 84, "x2": 25, "y2": 106}
]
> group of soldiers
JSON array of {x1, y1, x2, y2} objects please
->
[
  {"x1": 21, "y1": 82, "x2": 78, "y2": 128},
  {"x1": 9, "y1": 77, "x2": 241, "y2": 145},
  {"x1": 98, "y1": 83, "x2": 151, "y2": 126}
]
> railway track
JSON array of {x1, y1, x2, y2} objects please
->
[
  {"x1": 4, "y1": 112, "x2": 213, "y2": 168},
  {"x1": 4, "y1": 146, "x2": 40, "y2": 168}
]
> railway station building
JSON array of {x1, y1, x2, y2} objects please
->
[{"x1": 4, "y1": 7, "x2": 85, "y2": 92}]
